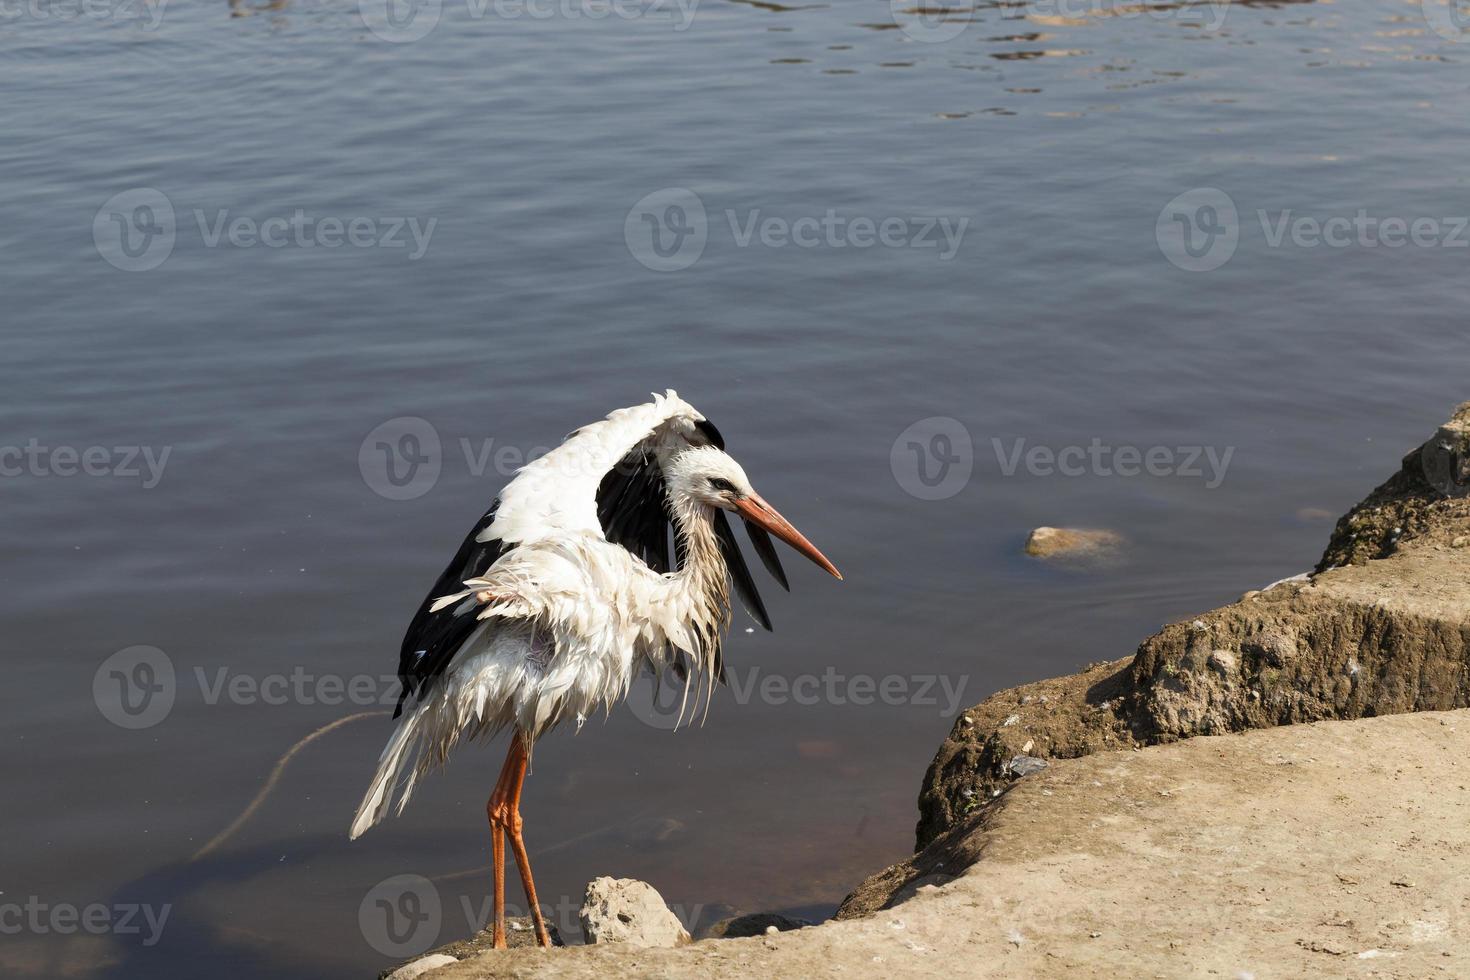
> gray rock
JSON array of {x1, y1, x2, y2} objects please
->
[
  {"x1": 386, "y1": 954, "x2": 457, "y2": 980},
  {"x1": 579, "y1": 877, "x2": 691, "y2": 947},
  {"x1": 704, "y1": 912, "x2": 812, "y2": 939},
  {"x1": 1004, "y1": 755, "x2": 1048, "y2": 778}
]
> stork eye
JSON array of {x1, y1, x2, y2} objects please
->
[{"x1": 708, "y1": 477, "x2": 737, "y2": 494}]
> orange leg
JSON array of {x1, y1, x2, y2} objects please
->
[{"x1": 485, "y1": 733, "x2": 551, "y2": 949}]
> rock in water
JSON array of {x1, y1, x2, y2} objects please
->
[
  {"x1": 1024, "y1": 526, "x2": 1123, "y2": 560},
  {"x1": 579, "y1": 877, "x2": 691, "y2": 947}
]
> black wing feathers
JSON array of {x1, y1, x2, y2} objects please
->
[
  {"x1": 743, "y1": 524, "x2": 790, "y2": 592},
  {"x1": 713, "y1": 510, "x2": 774, "y2": 631},
  {"x1": 596, "y1": 450, "x2": 674, "y2": 574},
  {"x1": 394, "y1": 502, "x2": 509, "y2": 717}
]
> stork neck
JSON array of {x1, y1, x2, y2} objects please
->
[
  {"x1": 663, "y1": 496, "x2": 730, "y2": 668},
  {"x1": 669, "y1": 497, "x2": 726, "y2": 594}
]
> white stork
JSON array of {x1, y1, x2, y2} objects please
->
[{"x1": 350, "y1": 391, "x2": 842, "y2": 948}]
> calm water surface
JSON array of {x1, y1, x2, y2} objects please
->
[{"x1": 6, "y1": 0, "x2": 1470, "y2": 974}]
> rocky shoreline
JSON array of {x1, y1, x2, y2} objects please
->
[{"x1": 388, "y1": 402, "x2": 1470, "y2": 979}]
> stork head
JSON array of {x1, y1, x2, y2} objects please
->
[{"x1": 667, "y1": 446, "x2": 842, "y2": 579}]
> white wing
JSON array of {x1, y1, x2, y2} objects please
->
[{"x1": 483, "y1": 389, "x2": 705, "y2": 546}]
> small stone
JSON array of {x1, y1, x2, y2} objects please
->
[
  {"x1": 580, "y1": 877, "x2": 691, "y2": 947},
  {"x1": 1004, "y1": 755, "x2": 1048, "y2": 778},
  {"x1": 1023, "y1": 526, "x2": 1123, "y2": 561},
  {"x1": 387, "y1": 954, "x2": 458, "y2": 980},
  {"x1": 1452, "y1": 535, "x2": 1469, "y2": 548}
]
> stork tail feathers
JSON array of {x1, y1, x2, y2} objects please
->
[{"x1": 349, "y1": 708, "x2": 425, "y2": 839}]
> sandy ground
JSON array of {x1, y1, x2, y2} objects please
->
[{"x1": 426, "y1": 709, "x2": 1470, "y2": 979}]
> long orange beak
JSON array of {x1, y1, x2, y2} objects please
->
[{"x1": 733, "y1": 492, "x2": 843, "y2": 580}]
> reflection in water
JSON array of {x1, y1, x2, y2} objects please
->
[
  {"x1": 228, "y1": 0, "x2": 289, "y2": 15},
  {"x1": 990, "y1": 48, "x2": 1092, "y2": 59},
  {"x1": 724, "y1": 0, "x2": 828, "y2": 10}
]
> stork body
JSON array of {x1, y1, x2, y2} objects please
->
[{"x1": 350, "y1": 392, "x2": 840, "y2": 948}]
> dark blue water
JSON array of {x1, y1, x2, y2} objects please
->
[{"x1": 6, "y1": 0, "x2": 1470, "y2": 974}]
